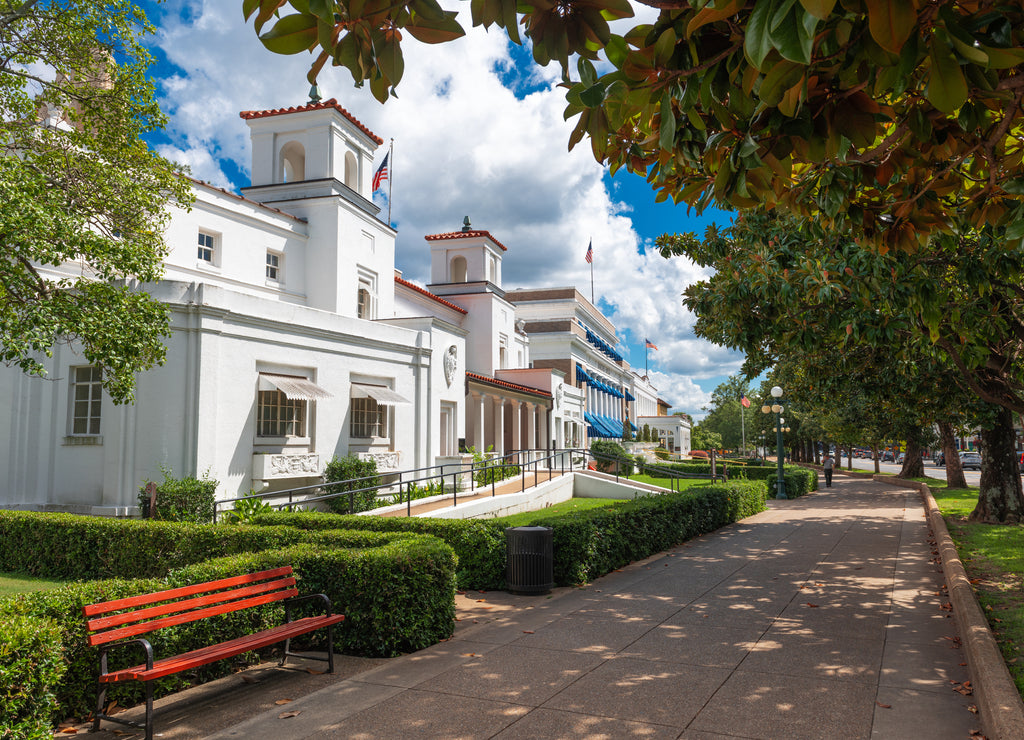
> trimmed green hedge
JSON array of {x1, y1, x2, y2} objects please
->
[
  {"x1": 251, "y1": 512, "x2": 509, "y2": 589},
  {"x1": 0, "y1": 510, "x2": 414, "y2": 580},
  {"x1": 253, "y1": 480, "x2": 768, "y2": 589},
  {"x1": 641, "y1": 462, "x2": 816, "y2": 498},
  {"x1": 0, "y1": 614, "x2": 67, "y2": 739},
  {"x1": 526, "y1": 480, "x2": 768, "y2": 584}
]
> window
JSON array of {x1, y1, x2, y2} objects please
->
[
  {"x1": 266, "y1": 250, "x2": 281, "y2": 281},
  {"x1": 197, "y1": 231, "x2": 215, "y2": 262},
  {"x1": 257, "y1": 390, "x2": 306, "y2": 437},
  {"x1": 351, "y1": 397, "x2": 386, "y2": 438},
  {"x1": 356, "y1": 270, "x2": 377, "y2": 319},
  {"x1": 70, "y1": 366, "x2": 102, "y2": 435}
]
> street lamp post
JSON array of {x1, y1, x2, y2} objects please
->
[{"x1": 761, "y1": 386, "x2": 787, "y2": 499}]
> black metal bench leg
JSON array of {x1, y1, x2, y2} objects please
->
[
  {"x1": 279, "y1": 636, "x2": 291, "y2": 667},
  {"x1": 144, "y1": 681, "x2": 154, "y2": 740},
  {"x1": 93, "y1": 681, "x2": 106, "y2": 732},
  {"x1": 327, "y1": 624, "x2": 336, "y2": 673}
]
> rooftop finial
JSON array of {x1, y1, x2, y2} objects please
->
[
  {"x1": 308, "y1": 84, "x2": 323, "y2": 103},
  {"x1": 462, "y1": 216, "x2": 471, "y2": 232}
]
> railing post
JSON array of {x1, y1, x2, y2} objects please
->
[{"x1": 406, "y1": 480, "x2": 411, "y2": 517}]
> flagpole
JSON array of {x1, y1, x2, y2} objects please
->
[
  {"x1": 386, "y1": 138, "x2": 394, "y2": 227},
  {"x1": 590, "y1": 236, "x2": 594, "y2": 304}
]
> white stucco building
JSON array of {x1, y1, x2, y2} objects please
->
[{"x1": 0, "y1": 96, "x2": 670, "y2": 516}]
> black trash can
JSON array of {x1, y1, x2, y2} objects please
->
[{"x1": 505, "y1": 526, "x2": 554, "y2": 594}]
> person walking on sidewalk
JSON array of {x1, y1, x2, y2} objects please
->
[{"x1": 823, "y1": 451, "x2": 835, "y2": 487}]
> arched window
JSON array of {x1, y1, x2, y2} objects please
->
[
  {"x1": 280, "y1": 141, "x2": 305, "y2": 183},
  {"x1": 450, "y1": 256, "x2": 468, "y2": 283},
  {"x1": 344, "y1": 152, "x2": 358, "y2": 191}
]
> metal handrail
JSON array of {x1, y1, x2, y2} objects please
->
[{"x1": 213, "y1": 447, "x2": 724, "y2": 521}]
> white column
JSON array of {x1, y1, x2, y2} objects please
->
[
  {"x1": 509, "y1": 400, "x2": 521, "y2": 452},
  {"x1": 474, "y1": 392, "x2": 486, "y2": 452},
  {"x1": 492, "y1": 396, "x2": 505, "y2": 455},
  {"x1": 526, "y1": 402, "x2": 537, "y2": 449}
]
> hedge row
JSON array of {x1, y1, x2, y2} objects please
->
[
  {"x1": 642, "y1": 462, "x2": 817, "y2": 498},
  {"x1": 253, "y1": 479, "x2": 769, "y2": 589},
  {"x1": 0, "y1": 509, "x2": 414, "y2": 580},
  {"x1": 0, "y1": 538, "x2": 456, "y2": 723},
  {"x1": 0, "y1": 615, "x2": 67, "y2": 739}
]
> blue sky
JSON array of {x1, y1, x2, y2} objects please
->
[{"x1": 135, "y1": 0, "x2": 743, "y2": 418}]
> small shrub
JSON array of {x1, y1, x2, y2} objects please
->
[
  {"x1": 469, "y1": 446, "x2": 519, "y2": 487},
  {"x1": 590, "y1": 440, "x2": 634, "y2": 474},
  {"x1": 222, "y1": 491, "x2": 274, "y2": 524},
  {"x1": 138, "y1": 467, "x2": 217, "y2": 523},
  {"x1": 324, "y1": 455, "x2": 380, "y2": 514}
]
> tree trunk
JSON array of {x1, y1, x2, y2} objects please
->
[
  {"x1": 938, "y1": 421, "x2": 967, "y2": 489},
  {"x1": 899, "y1": 437, "x2": 925, "y2": 478},
  {"x1": 814, "y1": 441, "x2": 822, "y2": 465},
  {"x1": 871, "y1": 444, "x2": 880, "y2": 473},
  {"x1": 846, "y1": 444, "x2": 853, "y2": 470},
  {"x1": 970, "y1": 406, "x2": 1024, "y2": 523}
]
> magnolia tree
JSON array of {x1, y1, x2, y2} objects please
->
[{"x1": 245, "y1": 0, "x2": 1024, "y2": 252}]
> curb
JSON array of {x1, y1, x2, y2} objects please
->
[{"x1": 876, "y1": 476, "x2": 1024, "y2": 740}]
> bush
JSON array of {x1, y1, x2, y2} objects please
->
[
  {"x1": 0, "y1": 615, "x2": 67, "y2": 739},
  {"x1": 468, "y1": 446, "x2": 519, "y2": 487},
  {"x1": 324, "y1": 455, "x2": 380, "y2": 514},
  {"x1": 138, "y1": 467, "x2": 217, "y2": 523},
  {"x1": 590, "y1": 440, "x2": 634, "y2": 475},
  {"x1": 0, "y1": 510, "x2": 419, "y2": 581},
  {"x1": 222, "y1": 490, "x2": 274, "y2": 524},
  {"x1": 252, "y1": 511, "x2": 508, "y2": 590}
]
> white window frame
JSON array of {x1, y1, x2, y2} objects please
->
[
  {"x1": 266, "y1": 249, "x2": 283, "y2": 282},
  {"x1": 69, "y1": 366, "x2": 102, "y2": 436},
  {"x1": 257, "y1": 389, "x2": 307, "y2": 439},
  {"x1": 197, "y1": 230, "x2": 219, "y2": 267},
  {"x1": 350, "y1": 396, "x2": 389, "y2": 440},
  {"x1": 356, "y1": 267, "x2": 378, "y2": 320}
]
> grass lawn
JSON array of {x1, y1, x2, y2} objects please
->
[
  {"x1": 499, "y1": 497, "x2": 628, "y2": 526},
  {"x1": 930, "y1": 483, "x2": 1024, "y2": 696},
  {"x1": 622, "y1": 474, "x2": 712, "y2": 490},
  {"x1": 0, "y1": 571, "x2": 66, "y2": 598}
]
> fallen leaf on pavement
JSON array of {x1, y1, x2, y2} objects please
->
[
  {"x1": 240, "y1": 674, "x2": 259, "y2": 684},
  {"x1": 875, "y1": 702, "x2": 891, "y2": 709},
  {"x1": 279, "y1": 710, "x2": 301, "y2": 719},
  {"x1": 275, "y1": 699, "x2": 292, "y2": 705},
  {"x1": 806, "y1": 603, "x2": 819, "y2": 608}
]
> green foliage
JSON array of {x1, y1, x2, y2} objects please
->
[
  {"x1": 251, "y1": 511, "x2": 508, "y2": 590},
  {"x1": 690, "y1": 426, "x2": 723, "y2": 452},
  {"x1": 621, "y1": 417, "x2": 633, "y2": 441},
  {"x1": 522, "y1": 481, "x2": 768, "y2": 585},
  {"x1": 0, "y1": 615, "x2": 66, "y2": 738},
  {"x1": 589, "y1": 440, "x2": 634, "y2": 474},
  {"x1": 468, "y1": 446, "x2": 519, "y2": 487},
  {"x1": 642, "y1": 424, "x2": 652, "y2": 443},
  {"x1": 0, "y1": 0, "x2": 192, "y2": 403},
  {"x1": 0, "y1": 509, "x2": 414, "y2": 580},
  {"x1": 324, "y1": 455, "x2": 380, "y2": 514},
  {"x1": 138, "y1": 467, "x2": 217, "y2": 523},
  {"x1": 222, "y1": 491, "x2": 274, "y2": 524}
]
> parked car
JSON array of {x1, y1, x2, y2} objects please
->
[
  {"x1": 882, "y1": 451, "x2": 895, "y2": 462},
  {"x1": 933, "y1": 451, "x2": 945, "y2": 466},
  {"x1": 1019, "y1": 452, "x2": 1024, "y2": 472},
  {"x1": 960, "y1": 452, "x2": 982, "y2": 471}
]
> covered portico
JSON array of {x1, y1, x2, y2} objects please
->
[{"x1": 465, "y1": 372, "x2": 552, "y2": 456}]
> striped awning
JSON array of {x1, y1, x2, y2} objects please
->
[{"x1": 258, "y1": 374, "x2": 332, "y2": 401}]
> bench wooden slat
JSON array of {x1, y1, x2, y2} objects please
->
[
  {"x1": 85, "y1": 577, "x2": 296, "y2": 633},
  {"x1": 87, "y1": 588, "x2": 299, "y2": 646},
  {"x1": 82, "y1": 566, "x2": 294, "y2": 617},
  {"x1": 99, "y1": 614, "x2": 345, "y2": 682}
]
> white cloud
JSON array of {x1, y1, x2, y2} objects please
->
[{"x1": 141, "y1": 0, "x2": 740, "y2": 417}]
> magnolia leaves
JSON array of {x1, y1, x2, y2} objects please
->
[
  {"x1": 243, "y1": 0, "x2": 632, "y2": 102},
  {"x1": 243, "y1": 0, "x2": 464, "y2": 102}
]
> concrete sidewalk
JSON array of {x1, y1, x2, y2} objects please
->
[{"x1": 192, "y1": 474, "x2": 978, "y2": 739}]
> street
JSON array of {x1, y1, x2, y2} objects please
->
[{"x1": 836, "y1": 455, "x2": 983, "y2": 487}]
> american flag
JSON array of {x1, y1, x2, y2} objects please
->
[
  {"x1": 585, "y1": 240, "x2": 593, "y2": 264},
  {"x1": 645, "y1": 338, "x2": 658, "y2": 350},
  {"x1": 372, "y1": 153, "x2": 389, "y2": 191},
  {"x1": 741, "y1": 395, "x2": 750, "y2": 408}
]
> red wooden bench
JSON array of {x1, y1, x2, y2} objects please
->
[{"x1": 82, "y1": 565, "x2": 344, "y2": 740}]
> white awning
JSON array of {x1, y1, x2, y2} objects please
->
[
  {"x1": 258, "y1": 374, "x2": 332, "y2": 401},
  {"x1": 351, "y1": 383, "x2": 411, "y2": 406}
]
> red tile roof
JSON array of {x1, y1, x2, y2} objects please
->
[
  {"x1": 395, "y1": 276, "x2": 468, "y2": 314},
  {"x1": 424, "y1": 230, "x2": 508, "y2": 251},
  {"x1": 466, "y1": 372, "x2": 551, "y2": 398},
  {"x1": 239, "y1": 98, "x2": 383, "y2": 145}
]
